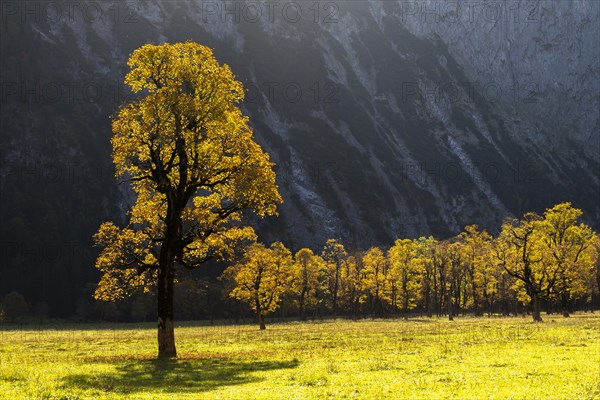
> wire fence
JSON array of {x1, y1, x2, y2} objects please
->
[{"x1": 0, "y1": 318, "x2": 554, "y2": 347}]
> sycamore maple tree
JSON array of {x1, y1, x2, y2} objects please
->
[
  {"x1": 93, "y1": 42, "x2": 281, "y2": 357},
  {"x1": 224, "y1": 242, "x2": 292, "y2": 330},
  {"x1": 321, "y1": 239, "x2": 347, "y2": 318},
  {"x1": 458, "y1": 225, "x2": 495, "y2": 316},
  {"x1": 361, "y1": 247, "x2": 389, "y2": 317},
  {"x1": 539, "y1": 202, "x2": 595, "y2": 316},
  {"x1": 291, "y1": 248, "x2": 327, "y2": 321},
  {"x1": 388, "y1": 239, "x2": 424, "y2": 318},
  {"x1": 496, "y1": 203, "x2": 594, "y2": 322}
]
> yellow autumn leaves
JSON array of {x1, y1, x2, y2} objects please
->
[
  {"x1": 496, "y1": 202, "x2": 596, "y2": 320},
  {"x1": 94, "y1": 42, "x2": 281, "y2": 303},
  {"x1": 223, "y1": 202, "x2": 598, "y2": 327},
  {"x1": 224, "y1": 242, "x2": 293, "y2": 329}
]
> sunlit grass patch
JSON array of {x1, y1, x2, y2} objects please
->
[{"x1": 0, "y1": 314, "x2": 598, "y2": 399}]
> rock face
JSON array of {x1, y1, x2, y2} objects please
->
[
  {"x1": 400, "y1": 0, "x2": 600, "y2": 148},
  {"x1": 0, "y1": 0, "x2": 598, "y2": 314}
]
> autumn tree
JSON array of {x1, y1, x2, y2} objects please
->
[
  {"x1": 224, "y1": 242, "x2": 292, "y2": 329},
  {"x1": 388, "y1": 239, "x2": 423, "y2": 319},
  {"x1": 494, "y1": 263, "x2": 517, "y2": 316},
  {"x1": 291, "y1": 248, "x2": 327, "y2": 320},
  {"x1": 93, "y1": 42, "x2": 281, "y2": 357},
  {"x1": 497, "y1": 213, "x2": 550, "y2": 322},
  {"x1": 587, "y1": 235, "x2": 600, "y2": 310},
  {"x1": 291, "y1": 248, "x2": 314, "y2": 320},
  {"x1": 496, "y1": 204, "x2": 596, "y2": 321},
  {"x1": 322, "y1": 239, "x2": 347, "y2": 317},
  {"x1": 538, "y1": 203, "x2": 595, "y2": 316},
  {"x1": 362, "y1": 247, "x2": 389, "y2": 317},
  {"x1": 339, "y1": 254, "x2": 365, "y2": 318},
  {"x1": 430, "y1": 240, "x2": 450, "y2": 317},
  {"x1": 417, "y1": 237, "x2": 437, "y2": 317},
  {"x1": 445, "y1": 241, "x2": 465, "y2": 321},
  {"x1": 311, "y1": 254, "x2": 330, "y2": 319},
  {"x1": 458, "y1": 225, "x2": 495, "y2": 315}
]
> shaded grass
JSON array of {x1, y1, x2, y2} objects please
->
[
  {"x1": 63, "y1": 358, "x2": 299, "y2": 395},
  {"x1": 0, "y1": 314, "x2": 599, "y2": 399}
]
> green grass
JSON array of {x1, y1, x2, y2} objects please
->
[{"x1": 0, "y1": 314, "x2": 599, "y2": 399}]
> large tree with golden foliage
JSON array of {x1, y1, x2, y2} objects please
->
[
  {"x1": 539, "y1": 202, "x2": 595, "y2": 316},
  {"x1": 496, "y1": 203, "x2": 594, "y2": 322},
  {"x1": 93, "y1": 42, "x2": 281, "y2": 357}
]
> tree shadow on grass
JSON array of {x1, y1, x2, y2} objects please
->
[{"x1": 62, "y1": 357, "x2": 299, "y2": 395}]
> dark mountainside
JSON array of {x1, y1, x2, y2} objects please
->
[{"x1": 1, "y1": 0, "x2": 598, "y2": 316}]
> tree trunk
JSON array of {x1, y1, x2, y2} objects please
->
[
  {"x1": 561, "y1": 291, "x2": 571, "y2": 317},
  {"x1": 255, "y1": 294, "x2": 265, "y2": 330},
  {"x1": 206, "y1": 283, "x2": 214, "y2": 324},
  {"x1": 447, "y1": 290, "x2": 454, "y2": 321},
  {"x1": 483, "y1": 291, "x2": 491, "y2": 317},
  {"x1": 300, "y1": 289, "x2": 307, "y2": 321},
  {"x1": 157, "y1": 261, "x2": 177, "y2": 358},
  {"x1": 332, "y1": 265, "x2": 339, "y2": 318},
  {"x1": 156, "y1": 190, "x2": 184, "y2": 358},
  {"x1": 432, "y1": 269, "x2": 439, "y2": 317},
  {"x1": 561, "y1": 296, "x2": 570, "y2": 317},
  {"x1": 471, "y1": 273, "x2": 483, "y2": 317},
  {"x1": 439, "y1": 273, "x2": 446, "y2": 318},
  {"x1": 531, "y1": 294, "x2": 543, "y2": 322},
  {"x1": 424, "y1": 276, "x2": 433, "y2": 318}
]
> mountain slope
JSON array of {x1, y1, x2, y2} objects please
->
[{"x1": 1, "y1": 0, "x2": 598, "y2": 314}]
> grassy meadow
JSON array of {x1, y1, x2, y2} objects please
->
[{"x1": 0, "y1": 314, "x2": 598, "y2": 399}]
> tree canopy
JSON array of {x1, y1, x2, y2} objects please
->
[{"x1": 94, "y1": 42, "x2": 281, "y2": 357}]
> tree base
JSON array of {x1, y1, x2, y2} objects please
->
[{"x1": 158, "y1": 317, "x2": 177, "y2": 358}]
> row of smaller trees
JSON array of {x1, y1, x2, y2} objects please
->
[{"x1": 223, "y1": 203, "x2": 600, "y2": 328}]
